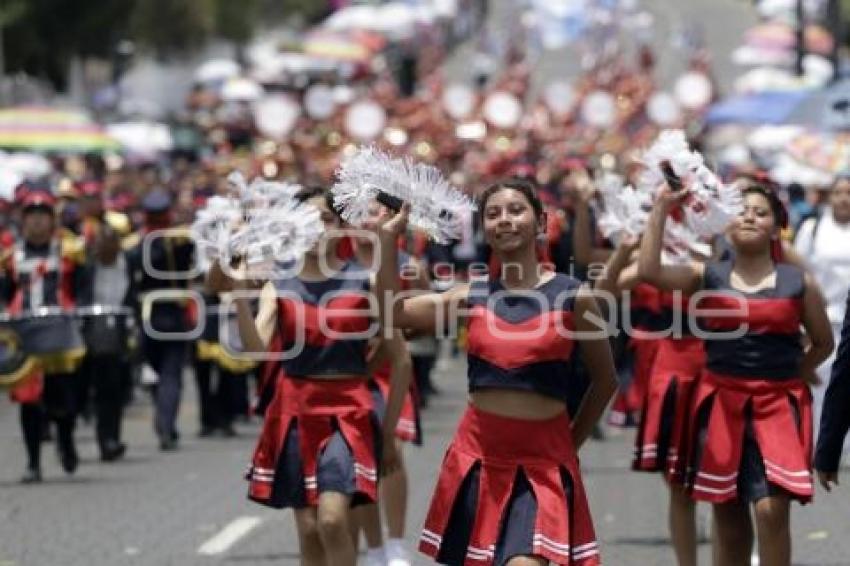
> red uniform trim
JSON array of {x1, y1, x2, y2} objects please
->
[
  {"x1": 373, "y1": 362, "x2": 420, "y2": 443},
  {"x1": 466, "y1": 305, "x2": 575, "y2": 370},
  {"x1": 609, "y1": 336, "x2": 660, "y2": 427},
  {"x1": 697, "y1": 296, "x2": 802, "y2": 334},
  {"x1": 687, "y1": 371, "x2": 813, "y2": 503},
  {"x1": 633, "y1": 336, "x2": 705, "y2": 481},
  {"x1": 277, "y1": 293, "x2": 372, "y2": 345},
  {"x1": 247, "y1": 375, "x2": 379, "y2": 506},
  {"x1": 419, "y1": 406, "x2": 600, "y2": 566}
]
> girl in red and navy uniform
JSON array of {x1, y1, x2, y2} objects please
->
[
  {"x1": 352, "y1": 200, "x2": 423, "y2": 566},
  {"x1": 376, "y1": 179, "x2": 617, "y2": 566},
  {"x1": 594, "y1": 237, "x2": 706, "y2": 566},
  {"x1": 212, "y1": 187, "x2": 410, "y2": 566},
  {"x1": 639, "y1": 181, "x2": 834, "y2": 566}
]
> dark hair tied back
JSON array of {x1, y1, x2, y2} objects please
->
[
  {"x1": 479, "y1": 177, "x2": 544, "y2": 220},
  {"x1": 740, "y1": 181, "x2": 788, "y2": 229},
  {"x1": 295, "y1": 186, "x2": 342, "y2": 218}
]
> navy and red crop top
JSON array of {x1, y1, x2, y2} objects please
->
[
  {"x1": 465, "y1": 273, "x2": 582, "y2": 402},
  {"x1": 629, "y1": 283, "x2": 692, "y2": 336},
  {"x1": 698, "y1": 260, "x2": 804, "y2": 380},
  {"x1": 273, "y1": 261, "x2": 373, "y2": 378}
]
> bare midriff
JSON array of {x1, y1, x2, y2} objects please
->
[{"x1": 470, "y1": 389, "x2": 567, "y2": 420}]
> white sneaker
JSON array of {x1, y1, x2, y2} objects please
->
[
  {"x1": 386, "y1": 539, "x2": 411, "y2": 566},
  {"x1": 363, "y1": 547, "x2": 386, "y2": 566}
]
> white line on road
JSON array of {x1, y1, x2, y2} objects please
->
[{"x1": 197, "y1": 516, "x2": 263, "y2": 556}]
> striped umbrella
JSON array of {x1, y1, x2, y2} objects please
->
[{"x1": 0, "y1": 106, "x2": 120, "y2": 153}]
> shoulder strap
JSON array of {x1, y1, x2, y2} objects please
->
[{"x1": 808, "y1": 211, "x2": 824, "y2": 256}]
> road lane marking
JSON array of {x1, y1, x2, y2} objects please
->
[{"x1": 197, "y1": 516, "x2": 263, "y2": 556}]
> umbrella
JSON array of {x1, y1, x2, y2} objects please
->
[
  {"x1": 786, "y1": 79, "x2": 850, "y2": 131},
  {"x1": 221, "y1": 77, "x2": 264, "y2": 102},
  {"x1": 303, "y1": 30, "x2": 385, "y2": 62},
  {"x1": 194, "y1": 59, "x2": 240, "y2": 83},
  {"x1": 106, "y1": 121, "x2": 174, "y2": 158},
  {"x1": 786, "y1": 131, "x2": 850, "y2": 173},
  {"x1": 0, "y1": 151, "x2": 52, "y2": 200},
  {"x1": 0, "y1": 106, "x2": 119, "y2": 153},
  {"x1": 705, "y1": 91, "x2": 809, "y2": 126},
  {"x1": 744, "y1": 22, "x2": 834, "y2": 56}
]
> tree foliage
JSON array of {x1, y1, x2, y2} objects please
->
[{"x1": 1, "y1": 0, "x2": 331, "y2": 89}]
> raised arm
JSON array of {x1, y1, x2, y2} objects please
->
[
  {"x1": 637, "y1": 188, "x2": 703, "y2": 294},
  {"x1": 208, "y1": 261, "x2": 277, "y2": 354},
  {"x1": 572, "y1": 177, "x2": 612, "y2": 268},
  {"x1": 570, "y1": 285, "x2": 618, "y2": 449},
  {"x1": 376, "y1": 205, "x2": 468, "y2": 333},
  {"x1": 593, "y1": 236, "x2": 640, "y2": 298}
]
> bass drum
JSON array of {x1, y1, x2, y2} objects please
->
[{"x1": 0, "y1": 324, "x2": 40, "y2": 389}]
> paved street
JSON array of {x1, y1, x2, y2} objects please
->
[
  {"x1": 4, "y1": 1, "x2": 850, "y2": 565},
  {"x1": 1, "y1": 352, "x2": 850, "y2": 565}
]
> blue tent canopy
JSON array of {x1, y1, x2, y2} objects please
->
[{"x1": 705, "y1": 91, "x2": 809, "y2": 126}]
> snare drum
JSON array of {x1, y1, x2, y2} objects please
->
[
  {"x1": 78, "y1": 305, "x2": 134, "y2": 358},
  {"x1": 1, "y1": 308, "x2": 87, "y2": 373}
]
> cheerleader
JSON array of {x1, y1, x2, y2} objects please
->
[
  {"x1": 376, "y1": 178, "x2": 617, "y2": 566},
  {"x1": 352, "y1": 201, "x2": 426, "y2": 566},
  {"x1": 638, "y1": 180, "x2": 834, "y2": 566},
  {"x1": 595, "y1": 237, "x2": 705, "y2": 566},
  {"x1": 210, "y1": 187, "x2": 410, "y2": 566}
]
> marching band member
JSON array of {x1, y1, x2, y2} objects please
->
[
  {"x1": 639, "y1": 180, "x2": 834, "y2": 566},
  {"x1": 193, "y1": 286, "x2": 256, "y2": 438},
  {"x1": 1, "y1": 190, "x2": 88, "y2": 483},
  {"x1": 126, "y1": 189, "x2": 196, "y2": 451},
  {"x1": 212, "y1": 186, "x2": 410, "y2": 566},
  {"x1": 376, "y1": 179, "x2": 617, "y2": 565},
  {"x1": 79, "y1": 224, "x2": 136, "y2": 461}
]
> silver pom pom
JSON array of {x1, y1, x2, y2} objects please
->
[{"x1": 332, "y1": 145, "x2": 477, "y2": 244}]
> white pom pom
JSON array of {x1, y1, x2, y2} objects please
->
[
  {"x1": 332, "y1": 145, "x2": 477, "y2": 243},
  {"x1": 193, "y1": 171, "x2": 323, "y2": 274},
  {"x1": 596, "y1": 173, "x2": 653, "y2": 241},
  {"x1": 191, "y1": 195, "x2": 241, "y2": 263},
  {"x1": 634, "y1": 129, "x2": 743, "y2": 253}
]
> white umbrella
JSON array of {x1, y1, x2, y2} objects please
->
[
  {"x1": 0, "y1": 169, "x2": 23, "y2": 201},
  {"x1": 2, "y1": 152, "x2": 51, "y2": 178},
  {"x1": 747, "y1": 125, "x2": 805, "y2": 152},
  {"x1": 106, "y1": 122, "x2": 174, "y2": 157},
  {"x1": 221, "y1": 77, "x2": 265, "y2": 102},
  {"x1": 194, "y1": 59, "x2": 240, "y2": 83},
  {"x1": 770, "y1": 153, "x2": 834, "y2": 186},
  {"x1": 732, "y1": 45, "x2": 794, "y2": 67},
  {"x1": 324, "y1": 6, "x2": 378, "y2": 31}
]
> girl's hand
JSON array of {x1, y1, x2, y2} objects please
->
[
  {"x1": 376, "y1": 202, "x2": 410, "y2": 241},
  {"x1": 207, "y1": 260, "x2": 234, "y2": 293}
]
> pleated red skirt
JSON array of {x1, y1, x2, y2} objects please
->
[
  {"x1": 609, "y1": 335, "x2": 660, "y2": 427},
  {"x1": 247, "y1": 375, "x2": 380, "y2": 508},
  {"x1": 686, "y1": 370, "x2": 813, "y2": 503},
  {"x1": 420, "y1": 405, "x2": 600, "y2": 566},
  {"x1": 372, "y1": 362, "x2": 422, "y2": 444},
  {"x1": 633, "y1": 336, "x2": 705, "y2": 482}
]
